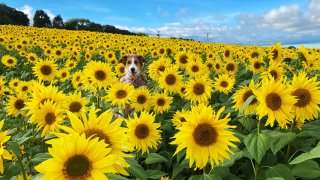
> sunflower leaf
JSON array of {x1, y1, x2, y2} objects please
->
[
  {"x1": 244, "y1": 131, "x2": 270, "y2": 163},
  {"x1": 145, "y1": 153, "x2": 168, "y2": 164},
  {"x1": 7, "y1": 141, "x2": 21, "y2": 158},
  {"x1": 263, "y1": 130, "x2": 296, "y2": 155},
  {"x1": 290, "y1": 145, "x2": 320, "y2": 164},
  {"x1": 265, "y1": 164, "x2": 295, "y2": 180},
  {"x1": 292, "y1": 160, "x2": 320, "y2": 179},
  {"x1": 239, "y1": 95, "x2": 256, "y2": 115},
  {"x1": 126, "y1": 158, "x2": 148, "y2": 180},
  {"x1": 146, "y1": 170, "x2": 167, "y2": 179}
]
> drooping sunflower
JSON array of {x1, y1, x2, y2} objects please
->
[
  {"x1": 171, "y1": 104, "x2": 239, "y2": 169},
  {"x1": 61, "y1": 107, "x2": 131, "y2": 175},
  {"x1": 65, "y1": 91, "x2": 89, "y2": 117},
  {"x1": 158, "y1": 65, "x2": 182, "y2": 94},
  {"x1": 0, "y1": 120, "x2": 12, "y2": 174},
  {"x1": 84, "y1": 61, "x2": 117, "y2": 89},
  {"x1": 35, "y1": 133, "x2": 118, "y2": 179},
  {"x1": 129, "y1": 87, "x2": 152, "y2": 112},
  {"x1": 1, "y1": 55, "x2": 17, "y2": 68},
  {"x1": 185, "y1": 76, "x2": 213, "y2": 104},
  {"x1": 290, "y1": 71, "x2": 320, "y2": 125},
  {"x1": 233, "y1": 80, "x2": 260, "y2": 115},
  {"x1": 172, "y1": 109, "x2": 189, "y2": 128},
  {"x1": 126, "y1": 111, "x2": 161, "y2": 153},
  {"x1": 33, "y1": 58, "x2": 58, "y2": 82},
  {"x1": 6, "y1": 93, "x2": 28, "y2": 117},
  {"x1": 213, "y1": 74, "x2": 235, "y2": 94},
  {"x1": 152, "y1": 92, "x2": 173, "y2": 114},
  {"x1": 269, "y1": 43, "x2": 283, "y2": 62},
  {"x1": 255, "y1": 77, "x2": 297, "y2": 128},
  {"x1": 105, "y1": 83, "x2": 134, "y2": 109}
]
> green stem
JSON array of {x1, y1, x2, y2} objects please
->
[
  {"x1": 17, "y1": 157, "x2": 27, "y2": 180},
  {"x1": 286, "y1": 121, "x2": 295, "y2": 163},
  {"x1": 257, "y1": 119, "x2": 261, "y2": 135},
  {"x1": 254, "y1": 161, "x2": 260, "y2": 180}
]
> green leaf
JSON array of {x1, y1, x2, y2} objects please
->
[
  {"x1": 265, "y1": 164, "x2": 295, "y2": 180},
  {"x1": 290, "y1": 146, "x2": 320, "y2": 164},
  {"x1": 292, "y1": 160, "x2": 320, "y2": 179},
  {"x1": 146, "y1": 170, "x2": 167, "y2": 179},
  {"x1": 172, "y1": 159, "x2": 189, "y2": 179},
  {"x1": 244, "y1": 131, "x2": 270, "y2": 163},
  {"x1": 239, "y1": 95, "x2": 256, "y2": 114},
  {"x1": 145, "y1": 153, "x2": 168, "y2": 164},
  {"x1": 265, "y1": 178, "x2": 285, "y2": 180},
  {"x1": 106, "y1": 174, "x2": 128, "y2": 180},
  {"x1": 126, "y1": 158, "x2": 148, "y2": 180},
  {"x1": 238, "y1": 116, "x2": 256, "y2": 131},
  {"x1": 30, "y1": 153, "x2": 51, "y2": 164},
  {"x1": 7, "y1": 141, "x2": 20, "y2": 157},
  {"x1": 189, "y1": 174, "x2": 222, "y2": 180},
  {"x1": 265, "y1": 131, "x2": 296, "y2": 154}
]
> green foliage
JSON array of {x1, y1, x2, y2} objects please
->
[
  {"x1": 33, "y1": 10, "x2": 51, "y2": 27},
  {"x1": 0, "y1": 3, "x2": 29, "y2": 26}
]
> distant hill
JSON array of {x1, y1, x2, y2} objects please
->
[{"x1": 0, "y1": 3, "x2": 29, "y2": 26}]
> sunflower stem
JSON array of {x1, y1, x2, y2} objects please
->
[
  {"x1": 286, "y1": 121, "x2": 295, "y2": 163},
  {"x1": 17, "y1": 157, "x2": 27, "y2": 180},
  {"x1": 254, "y1": 161, "x2": 260, "y2": 180},
  {"x1": 257, "y1": 119, "x2": 261, "y2": 135}
]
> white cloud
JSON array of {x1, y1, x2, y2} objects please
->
[
  {"x1": 18, "y1": 5, "x2": 33, "y2": 25},
  {"x1": 44, "y1": 9, "x2": 55, "y2": 21},
  {"x1": 307, "y1": 0, "x2": 320, "y2": 22}
]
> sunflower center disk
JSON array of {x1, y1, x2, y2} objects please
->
[
  {"x1": 180, "y1": 117, "x2": 186, "y2": 122},
  {"x1": 69, "y1": 102, "x2": 82, "y2": 113},
  {"x1": 64, "y1": 154, "x2": 92, "y2": 179},
  {"x1": 179, "y1": 55, "x2": 187, "y2": 64},
  {"x1": 215, "y1": 63, "x2": 220, "y2": 69},
  {"x1": 14, "y1": 99, "x2": 25, "y2": 110},
  {"x1": 120, "y1": 67, "x2": 125, "y2": 73},
  {"x1": 61, "y1": 72, "x2": 67, "y2": 78},
  {"x1": 225, "y1": 50, "x2": 230, "y2": 57},
  {"x1": 191, "y1": 65, "x2": 199, "y2": 72},
  {"x1": 94, "y1": 70, "x2": 107, "y2": 81},
  {"x1": 193, "y1": 123, "x2": 217, "y2": 146},
  {"x1": 266, "y1": 93, "x2": 282, "y2": 111},
  {"x1": 269, "y1": 70, "x2": 278, "y2": 80},
  {"x1": 45, "y1": 112, "x2": 56, "y2": 125},
  {"x1": 40, "y1": 65, "x2": 52, "y2": 75},
  {"x1": 165, "y1": 74, "x2": 176, "y2": 85},
  {"x1": 193, "y1": 83, "x2": 205, "y2": 95},
  {"x1": 254, "y1": 62, "x2": 261, "y2": 69},
  {"x1": 272, "y1": 49, "x2": 279, "y2": 60},
  {"x1": 251, "y1": 52, "x2": 259, "y2": 58},
  {"x1": 135, "y1": 124, "x2": 149, "y2": 139},
  {"x1": 116, "y1": 90, "x2": 127, "y2": 99},
  {"x1": 242, "y1": 90, "x2": 257, "y2": 105},
  {"x1": 8, "y1": 59, "x2": 14, "y2": 64},
  {"x1": 220, "y1": 81, "x2": 229, "y2": 88},
  {"x1": 292, "y1": 88, "x2": 311, "y2": 107},
  {"x1": 158, "y1": 65, "x2": 165, "y2": 72},
  {"x1": 157, "y1": 98, "x2": 165, "y2": 106},
  {"x1": 226, "y1": 63, "x2": 235, "y2": 71},
  {"x1": 137, "y1": 95, "x2": 147, "y2": 104},
  {"x1": 84, "y1": 128, "x2": 111, "y2": 145}
]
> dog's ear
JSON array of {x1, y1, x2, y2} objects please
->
[
  {"x1": 138, "y1": 55, "x2": 146, "y2": 65},
  {"x1": 119, "y1": 55, "x2": 128, "y2": 65}
]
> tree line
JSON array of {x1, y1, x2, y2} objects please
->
[{"x1": 0, "y1": 3, "x2": 146, "y2": 36}]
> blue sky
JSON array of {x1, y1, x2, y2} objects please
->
[{"x1": 2, "y1": 0, "x2": 320, "y2": 45}]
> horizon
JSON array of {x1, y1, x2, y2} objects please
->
[{"x1": 2, "y1": 0, "x2": 320, "y2": 46}]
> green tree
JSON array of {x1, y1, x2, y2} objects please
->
[
  {"x1": 52, "y1": 15, "x2": 64, "y2": 29},
  {"x1": 0, "y1": 3, "x2": 29, "y2": 26},
  {"x1": 33, "y1": 10, "x2": 51, "y2": 27}
]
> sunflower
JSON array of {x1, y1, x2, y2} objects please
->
[
  {"x1": 26, "y1": 53, "x2": 38, "y2": 64},
  {"x1": 171, "y1": 104, "x2": 239, "y2": 169},
  {"x1": 60, "y1": 107, "x2": 131, "y2": 175},
  {"x1": 115, "y1": 63, "x2": 126, "y2": 77},
  {"x1": 158, "y1": 65, "x2": 182, "y2": 94},
  {"x1": 17, "y1": 81, "x2": 31, "y2": 94},
  {"x1": 148, "y1": 57, "x2": 172, "y2": 81},
  {"x1": 57, "y1": 68, "x2": 69, "y2": 82},
  {"x1": 214, "y1": 74, "x2": 235, "y2": 94},
  {"x1": 262, "y1": 60, "x2": 284, "y2": 82},
  {"x1": 222, "y1": 46, "x2": 232, "y2": 59},
  {"x1": 30, "y1": 100, "x2": 64, "y2": 137},
  {"x1": 6, "y1": 93, "x2": 28, "y2": 117},
  {"x1": 249, "y1": 57, "x2": 265, "y2": 74},
  {"x1": 224, "y1": 58, "x2": 238, "y2": 74},
  {"x1": 105, "y1": 83, "x2": 134, "y2": 109},
  {"x1": 269, "y1": 43, "x2": 283, "y2": 62},
  {"x1": 290, "y1": 71, "x2": 320, "y2": 125},
  {"x1": 233, "y1": 80, "x2": 260, "y2": 115},
  {"x1": 8, "y1": 78, "x2": 20, "y2": 90},
  {"x1": 71, "y1": 71, "x2": 83, "y2": 89},
  {"x1": 126, "y1": 111, "x2": 161, "y2": 153},
  {"x1": 84, "y1": 61, "x2": 117, "y2": 89},
  {"x1": 0, "y1": 120, "x2": 12, "y2": 174},
  {"x1": 65, "y1": 91, "x2": 89, "y2": 117},
  {"x1": 35, "y1": 133, "x2": 118, "y2": 179},
  {"x1": 172, "y1": 109, "x2": 189, "y2": 128},
  {"x1": 1, "y1": 55, "x2": 17, "y2": 68},
  {"x1": 65, "y1": 59, "x2": 77, "y2": 70},
  {"x1": 255, "y1": 77, "x2": 297, "y2": 128},
  {"x1": 129, "y1": 87, "x2": 152, "y2": 112},
  {"x1": 175, "y1": 51, "x2": 189, "y2": 68},
  {"x1": 152, "y1": 92, "x2": 173, "y2": 114},
  {"x1": 185, "y1": 76, "x2": 213, "y2": 104},
  {"x1": 33, "y1": 58, "x2": 58, "y2": 82},
  {"x1": 213, "y1": 58, "x2": 223, "y2": 74},
  {"x1": 186, "y1": 60, "x2": 209, "y2": 78}
]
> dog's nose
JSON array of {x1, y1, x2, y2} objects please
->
[{"x1": 130, "y1": 68, "x2": 135, "y2": 73}]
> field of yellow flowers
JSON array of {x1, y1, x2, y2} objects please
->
[{"x1": 0, "y1": 24, "x2": 320, "y2": 180}]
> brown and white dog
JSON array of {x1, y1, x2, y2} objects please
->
[
  {"x1": 119, "y1": 54, "x2": 148, "y2": 88},
  {"x1": 116, "y1": 54, "x2": 148, "y2": 117}
]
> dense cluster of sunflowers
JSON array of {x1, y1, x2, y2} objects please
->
[{"x1": 0, "y1": 25, "x2": 320, "y2": 180}]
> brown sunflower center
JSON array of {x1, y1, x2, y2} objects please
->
[
  {"x1": 254, "y1": 62, "x2": 261, "y2": 69},
  {"x1": 180, "y1": 87, "x2": 186, "y2": 94},
  {"x1": 94, "y1": 70, "x2": 106, "y2": 81},
  {"x1": 180, "y1": 117, "x2": 186, "y2": 122},
  {"x1": 14, "y1": 99, "x2": 25, "y2": 110},
  {"x1": 13, "y1": 82, "x2": 18, "y2": 86},
  {"x1": 56, "y1": 50, "x2": 62, "y2": 56},
  {"x1": 220, "y1": 81, "x2": 229, "y2": 88},
  {"x1": 165, "y1": 74, "x2": 176, "y2": 85},
  {"x1": 116, "y1": 90, "x2": 127, "y2": 99},
  {"x1": 69, "y1": 102, "x2": 82, "y2": 113},
  {"x1": 193, "y1": 123, "x2": 217, "y2": 146},
  {"x1": 191, "y1": 65, "x2": 199, "y2": 72},
  {"x1": 179, "y1": 55, "x2": 188, "y2": 64},
  {"x1": 137, "y1": 95, "x2": 147, "y2": 104},
  {"x1": 269, "y1": 70, "x2": 278, "y2": 80},
  {"x1": 207, "y1": 63, "x2": 213, "y2": 68},
  {"x1": 63, "y1": 154, "x2": 92, "y2": 179},
  {"x1": 135, "y1": 124, "x2": 149, "y2": 139},
  {"x1": 266, "y1": 93, "x2": 282, "y2": 111},
  {"x1": 7, "y1": 59, "x2": 14, "y2": 64},
  {"x1": 84, "y1": 128, "x2": 111, "y2": 145},
  {"x1": 159, "y1": 48, "x2": 165, "y2": 54},
  {"x1": 45, "y1": 112, "x2": 56, "y2": 125},
  {"x1": 215, "y1": 63, "x2": 220, "y2": 69},
  {"x1": 120, "y1": 66, "x2": 125, "y2": 73},
  {"x1": 251, "y1": 52, "x2": 259, "y2": 58},
  {"x1": 30, "y1": 56, "x2": 35, "y2": 61},
  {"x1": 272, "y1": 49, "x2": 278, "y2": 60},
  {"x1": 157, "y1": 98, "x2": 165, "y2": 106},
  {"x1": 22, "y1": 86, "x2": 28, "y2": 91},
  {"x1": 193, "y1": 83, "x2": 205, "y2": 95},
  {"x1": 292, "y1": 88, "x2": 311, "y2": 107},
  {"x1": 226, "y1": 63, "x2": 235, "y2": 71},
  {"x1": 242, "y1": 90, "x2": 257, "y2": 105},
  {"x1": 61, "y1": 72, "x2": 67, "y2": 78},
  {"x1": 108, "y1": 54, "x2": 113, "y2": 58},
  {"x1": 225, "y1": 50, "x2": 230, "y2": 57},
  {"x1": 40, "y1": 65, "x2": 52, "y2": 75},
  {"x1": 158, "y1": 65, "x2": 165, "y2": 72}
]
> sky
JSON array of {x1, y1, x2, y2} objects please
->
[{"x1": 2, "y1": 0, "x2": 320, "y2": 46}]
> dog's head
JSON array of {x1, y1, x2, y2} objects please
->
[{"x1": 120, "y1": 54, "x2": 146, "y2": 77}]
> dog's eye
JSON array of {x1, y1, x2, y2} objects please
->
[
  {"x1": 134, "y1": 60, "x2": 138, "y2": 64},
  {"x1": 127, "y1": 61, "x2": 131, "y2": 64}
]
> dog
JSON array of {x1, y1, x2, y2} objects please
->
[{"x1": 116, "y1": 54, "x2": 148, "y2": 118}]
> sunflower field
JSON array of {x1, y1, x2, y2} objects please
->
[{"x1": 0, "y1": 24, "x2": 320, "y2": 180}]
